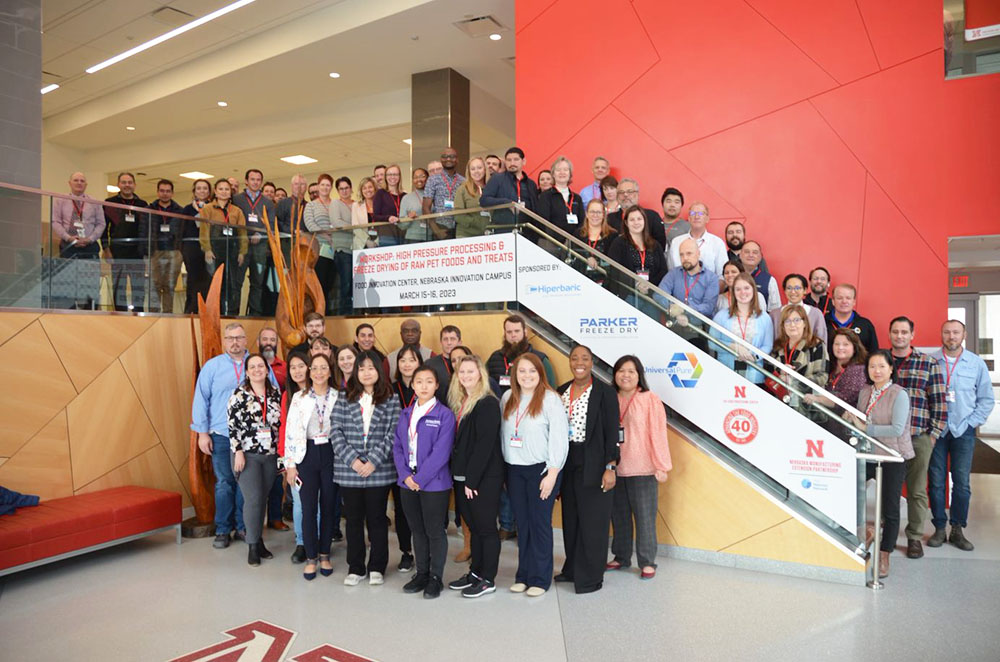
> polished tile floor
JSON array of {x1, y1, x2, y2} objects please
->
[{"x1": 2, "y1": 474, "x2": 999, "y2": 662}]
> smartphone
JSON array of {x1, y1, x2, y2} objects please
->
[{"x1": 294, "y1": 475, "x2": 303, "y2": 490}]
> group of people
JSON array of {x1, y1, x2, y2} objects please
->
[{"x1": 191, "y1": 314, "x2": 673, "y2": 597}]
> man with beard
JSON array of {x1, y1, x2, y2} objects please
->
[
  {"x1": 655, "y1": 238, "x2": 719, "y2": 351},
  {"x1": 104, "y1": 172, "x2": 149, "y2": 311},
  {"x1": 724, "y1": 221, "x2": 769, "y2": 272},
  {"x1": 354, "y1": 323, "x2": 386, "y2": 365},
  {"x1": 383, "y1": 318, "x2": 434, "y2": 379},
  {"x1": 804, "y1": 266, "x2": 832, "y2": 315},
  {"x1": 486, "y1": 314, "x2": 557, "y2": 393},
  {"x1": 257, "y1": 326, "x2": 290, "y2": 532},
  {"x1": 289, "y1": 312, "x2": 325, "y2": 356}
]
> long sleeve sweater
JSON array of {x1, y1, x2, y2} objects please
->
[
  {"x1": 617, "y1": 390, "x2": 672, "y2": 477},
  {"x1": 499, "y1": 390, "x2": 569, "y2": 470}
]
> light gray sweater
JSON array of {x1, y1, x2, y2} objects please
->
[{"x1": 499, "y1": 390, "x2": 569, "y2": 470}]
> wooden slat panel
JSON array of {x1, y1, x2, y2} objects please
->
[
  {"x1": 76, "y1": 444, "x2": 191, "y2": 507},
  {"x1": 0, "y1": 410, "x2": 73, "y2": 500},
  {"x1": 40, "y1": 313, "x2": 155, "y2": 392}
]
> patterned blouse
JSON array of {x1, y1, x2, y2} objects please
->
[
  {"x1": 227, "y1": 386, "x2": 282, "y2": 454},
  {"x1": 561, "y1": 382, "x2": 593, "y2": 444}
]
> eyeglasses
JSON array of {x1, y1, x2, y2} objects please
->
[
  {"x1": 223, "y1": 335, "x2": 246, "y2": 341},
  {"x1": 783, "y1": 318, "x2": 805, "y2": 326},
  {"x1": 618, "y1": 189, "x2": 638, "y2": 195},
  {"x1": 689, "y1": 211, "x2": 707, "y2": 218},
  {"x1": 785, "y1": 285, "x2": 804, "y2": 292}
]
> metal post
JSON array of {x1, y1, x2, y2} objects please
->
[{"x1": 867, "y1": 461, "x2": 884, "y2": 590}]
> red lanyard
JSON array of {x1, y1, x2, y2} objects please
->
[
  {"x1": 444, "y1": 358, "x2": 453, "y2": 376},
  {"x1": 638, "y1": 249, "x2": 647, "y2": 271},
  {"x1": 618, "y1": 392, "x2": 638, "y2": 425},
  {"x1": 830, "y1": 367, "x2": 846, "y2": 390},
  {"x1": 866, "y1": 387, "x2": 889, "y2": 416},
  {"x1": 563, "y1": 192, "x2": 575, "y2": 214},
  {"x1": 503, "y1": 356, "x2": 510, "y2": 374},
  {"x1": 409, "y1": 401, "x2": 431, "y2": 438},
  {"x1": 246, "y1": 192, "x2": 262, "y2": 214},
  {"x1": 683, "y1": 271, "x2": 702, "y2": 301},
  {"x1": 821, "y1": 295, "x2": 831, "y2": 315},
  {"x1": 568, "y1": 379, "x2": 591, "y2": 420},
  {"x1": 783, "y1": 344, "x2": 796, "y2": 366},
  {"x1": 942, "y1": 350, "x2": 962, "y2": 387},
  {"x1": 457, "y1": 397, "x2": 468, "y2": 422},
  {"x1": 255, "y1": 392, "x2": 267, "y2": 425},
  {"x1": 513, "y1": 403, "x2": 530, "y2": 436},
  {"x1": 391, "y1": 193, "x2": 402, "y2": 217},
  {"x1": 220, "y1": 204, "x2": 230, "y2": 223},
  {"x1": 397, "y1": 382, "x2": 415, "y2": 408},
  {"x1": 72, "y1": 200, "x2": 84, "y2": 219},
  {"x1": 232, "y1": 359, "x2": 244, "y2": 384},
  {"x1": 736, "y1": 314, "x2": 750, "y2": 340},
  {"x1": 588, "y1": 236, "x2": 600, "y2": 249},
  {"x1": 515, "y1": 177, "x2": 522, "y2": 201},
  {"x1": 443, "y1": 173, "x2": 459, "y2": 197}
]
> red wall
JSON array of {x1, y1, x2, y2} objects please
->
[{"x1": 516, "y1": 0, "x2": 1000, "y2": 345}]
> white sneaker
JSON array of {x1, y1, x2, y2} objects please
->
[
  {"x1": 343, "y1": 573, "x2": 365, "y2": 586},
  {"x1": 510, "y1": 582, "x2": 527, "y2": 593},
  {"x1": 525, "y1": 586, "x2": 546, "y2": 597},
  {"x1": 369, "y1": 571, "x2": 384, "y2": 586}
]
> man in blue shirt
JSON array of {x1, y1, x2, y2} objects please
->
[
  {"x1": 654, "y1": 238, "x2": 719, "y2": 351},
  {"x1": 191, "y1": 322, "x2": 249, "y2": 548},
  {"x1": 422, "y1": 146, "x2": 465, "y2": 239},
  {"x1": 927, "y1": 320, "x2": 995, "y2": 551}
]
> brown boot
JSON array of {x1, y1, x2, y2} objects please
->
[
  {"x1": 454, "y1": 522, "x2": 472, "y2": 562},
  {"x1": 878, "y1": 551, "x2": 890, "y2": 578}
]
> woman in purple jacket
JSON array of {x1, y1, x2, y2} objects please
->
[{"x1": 392, "y1": 365, "x2": 456, "y2": 599}]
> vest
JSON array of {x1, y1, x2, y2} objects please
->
[
  {"x1": 859, "y1": 384, "x2": 913, "y2": 459},
  {"x1": 751, "y1": 267, "x2": 772, "y2": 305}
]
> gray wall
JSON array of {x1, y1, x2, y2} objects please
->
[{"x1": 0, "y1": 0, "x2": 42, "y2": 307}]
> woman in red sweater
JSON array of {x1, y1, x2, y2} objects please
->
[{"x1": 606, "y1": 355, "x2": 671, "y2": 580}]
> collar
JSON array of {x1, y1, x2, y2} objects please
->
[{"x1": 246, "y1": 189, "x2": 260, "y2": 201}]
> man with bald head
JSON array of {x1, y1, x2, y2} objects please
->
[
  {"x1": 655, "y1": 237, "x2": 720, "y2": 318},
  {"x1": 51, "y1": 172, "x2": 106, "y2": 308},
  {"x1": 383, "y1": 318, "x2": 435, "y2": 378}
]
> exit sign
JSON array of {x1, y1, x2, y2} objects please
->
[{"x1": 952, "y1": 275, "x2": 969, "y2": 288}]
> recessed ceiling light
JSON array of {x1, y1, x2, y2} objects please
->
[
  {"x1": 40, "y1": 83, "x2": 60, "y2": 94},
  {"x1": 85, "y1": 0, "x2": 257, "y2": 74},
  {"x1": 126, "y1": 126, "x2": 136, "y2": 131},
  {"x1": 180, "y1": 171, "x2": 214, "y2": 179},
  {"x1": 217, "y1": 101, "x2": 228, "y2": 107},
  {"x1": 280, "y1": 155, "x2": 318, "y2": 165},
  {"x1": 402, "y1": 138, "x2": 412, "y2": 145},
  {"x1": 328, "y1": 72, "x2": 341, "y2": 79},
  {"x1": 489, "y1": 33, "x2": 502, "y2": 41},
  {"x1": 106, "y1": 185, "x2": 120, "y2": 194}
]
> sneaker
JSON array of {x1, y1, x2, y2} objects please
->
[
  {"x1": 291, "y1": 545, "x2": 306, "y2": 564},
  {"x1": 509, "y1": 582, "x2": 527, "y2": 593},
  {"x1": 949, "y1": 526, "x2": 975, "y2": 551},
  {"x1": 403, "y1": 573, "x2": 430, "y2": 594},
  {"x1": 927, "y1": 527, "x2": 947, "y2": 548},
  {"x1": 369, "y1": 571, "x2": 385, "y2": 586},
  {"x1": 525, "y1": 586, "x2": 546, "y2": 597},
  {"x1": 449, "y1": 573, "x2": 475, "y2": 590},
  {"x1": 423, "y1": 575, "x2": 443, "y2": 599},
  {"x1": 213, "y1": 534, "x2": 231, "y2": 549},
  {"x1": 397, "y1": 553, "x2": 414, "y2": 573},
  {"x1": 462, "y1": 578, "x2": 496, "y2": 598},
  {"x1": 343, "y1": 573, "x2": 365, "y2": 586}
]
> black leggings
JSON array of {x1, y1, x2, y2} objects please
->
[
  {"x1": 455, "y1": 473, "x2": 503, "y2": 582},
  {"x1": 867, "y1": 460, "x2": 908, "y2": 553},
  {"x1": 298, "y1": 441, "x2": 335, "y2": 559}
]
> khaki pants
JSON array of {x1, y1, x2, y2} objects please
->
[
  {"x1": 150, "y1": 250, "x2": 181, "y2": 313},
  {"x1": 905, "y1": 432, "x2": 934, "y2": 540}
]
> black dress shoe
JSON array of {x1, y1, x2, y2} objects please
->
[
  {"x1": 248, "y1": 544, "x2": 261, "y2": 567},
  {"x1": 906, "y1": 539, "x2": 924, "y2": 559},
  {"x1": 213, "y1": 534, "x2": 231, "y2": 549},
  {"x1": 332, "y1": 530, "x2": 344, "y2": 543},
  {"x1": 258, "y1": 542, "x2": 273, "y2": 560},
  {"x1": 291, "y1": 545, "x2": 306, "y2": 563},
  {"x1": 423, "y1": 575, "x2": 443, "y2": 599},
  {"x1": 233, "y1": 530, "x2": 247, "y2": 543},
  {"x1": 403, "y1": 573, "x2": 429, "y2": 594},
  {"x1": 554, "y1": 573, "x2": 573, "y2": 583}
]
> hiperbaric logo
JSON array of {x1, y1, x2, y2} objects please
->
[{"x1": 579, "y1": 316, "x2": 639, "y2": 336}]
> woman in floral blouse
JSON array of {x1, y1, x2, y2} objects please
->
[{"x1": 227, "y1": 353, "x2": 282, "y2": 567}]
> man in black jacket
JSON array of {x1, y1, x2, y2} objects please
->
[
  {"x1": 144, "y1": 179, "x2": 185, "y2": 313},
  {"x1": 607, "y1": 178, "x2": 666, "y2": 248},
  {"x1": 479, "y1": 147, "x2": 538, "y2": 230},
  {"x1": 104, "y1": 172, "x2": 149, "y2": 311}
]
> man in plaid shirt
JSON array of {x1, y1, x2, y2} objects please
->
[{"x1": 889, "y1": 316, "x2": 948, "y2": 560}]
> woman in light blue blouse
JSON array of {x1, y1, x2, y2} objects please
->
[
  {"x1": 499, "y1": 352, "x2": 569, "y2": 597},
  {"x1": 710, "y1": 272, "x2": 773, "y2": 383}
]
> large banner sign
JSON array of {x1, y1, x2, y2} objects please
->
[
  {"x1": 352, "y1": 236, "x2": 516, "y2": 308},
  {"x1": 514, "y1": 236, "x2": 858, "y2": 531}
]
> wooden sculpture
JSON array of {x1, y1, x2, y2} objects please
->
[{"x1": 262, "y1": 207, "x2": 325, "y2": 350}]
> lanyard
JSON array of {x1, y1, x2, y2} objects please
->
[
  {"x1": 618, "y1": 392, "x2": 638, "y2": 425},
  {"x1": 513, "y1": 403, "x2": 530, "y2": 436},
  {"x1": 588, "y1": 236, "x2": 601, "y2": 249},
  {"x1": 563, "y1": 191, "x2": 575, "y2": 214},
  {"x1": 219, "y1": 204, "x2": 230, "y2": 223},
  {"x1": 783, "y1": 344, "x2": 797, "y2": 366},
  {"x1": 503, "y1": 356, "x2": 511, "y2": 374},
  {"x1": 830, "y1": 366, "x2": 846, "y2": 390},
  {"x1": 390, "y1": 192, "x2": 402, "y2": 217},
  {"x1": 409, "y1": 400, "x2": 433, "y2": 440},
  {"x1": 515, "y1": 177, "x2": 522, "y2": 201},
  {"x1": 736, "y1": 314, "x2": 750, "y2": 340},
  {"x1": 683, "y1": 271, "x2": 701, "y2": 302},
  {"x1": 312, "y1": 389, "x2": 333, "y2": 433},
  {"x1": 246, "y1": 192, "x2": 262, "y2": 214},
  {"x1": 397, "y1": 382, "x2": 415, "y2": 408},
  {"x1": 942, "y1": 350, "x2": 962, "y2": 387},
  {"x1": 568, "y1": 380, "x2": 591, "y2": 420},
  {"x1": 457, "y1": 397, "x2": 468, "y2": 422},
  {"x1": 254, "y1": 392, "x2": 268, "y2": 425},
  {"x1": 866, "y1": 386, "x2": 890, "y2": 416},
  {"x1": 442, "y1": 173, "x2": 459, "y2": 197},
  {"x1": 444, "y1": 357, "x2": 453, "y2": 376},
  {"x1": 232, "y1": 359, "x2": 244, "y2": 384},
  {"x1": 638, "y1": 248, "x2": 647, "y2": 271},
  {"x1": 821, "y1": 295, "x2": 831, "y2": 315},
  {"x1": 72, "y1": 200, "x2": 84, "y2": 219}
]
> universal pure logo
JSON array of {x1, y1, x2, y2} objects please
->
[
  {"x1": 578, "y1": 316, "x2": 639, "y2": 336},
  {"x1": 663, "y1": 352, "x2": 703, "y2": 388}
]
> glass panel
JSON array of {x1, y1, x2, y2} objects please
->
[{"x1": 945, "y1": 0, "x2": 1000, "y2": 80}]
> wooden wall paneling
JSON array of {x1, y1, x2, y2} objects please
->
[
  {"x1": 0, "y1": 458, "x2": 6, "y2": 468},
  {"x1": 720, "y1": 518, "x2": 863, "y2": 572},
  {"x1": 40, "y1": 314, "x2": 155, "y2": 392},
  {"x1": 0, "y1": 321, "x2": 77, "y2": 457},
  {"x1": 76, "y1": 444, "x2": 192, "y2": 507},
  {"x1": 0, "y1": 312, "x2": 39, "y2": 347},
  {"x1": 120, "y1": 318, "x2": 195, "y2": 473},
  {"x1": 0, "y1": 410, "x2": 73, "y2": 500},
  {"x1": 67, "y1": 361, "x2": 160, "y2": 489}
]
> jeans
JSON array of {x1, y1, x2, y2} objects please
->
[
  {"x1": 506, "y1": 463, "x2": 562, "y2": 590},
  {"x1": 929, "y1": 429, "x2": 976, "y2": 528},
  {"x1": 210, "y1": 434, "x2": 244, "y2": 535},
  {"x1": 499, "y1": 485, "x2": 516, "y2": 532},
  {"x1": 266, "y1": 474, "x2": 283, "y2": 524},
  {"x1": 245, "y1": 237, "x2": 269, "y2": 316}
]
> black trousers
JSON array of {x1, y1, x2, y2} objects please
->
[
  {"x1": 341, "y1": 484, "x2": 391, "y2": 575},
  {"x1": 400, "y1": 488, "x2": 450, "y2": 579},
  {"x1": 560, "y1": 458, "x2": 614, "y2": 593},
  {"x1": 298, "y1": 441, "x2": 336, "y2": 559},
  {"x1": 866, "y1": 460, "x2": 908, "y2": 553},
  {"x1": 181, "y1": 239, "x2": 209, "y2": 314},
  {"x1": 455, "y1": 473, "x2": 503, "y2": 582},
  {"x1": 389, "y1": 483, "x2": 413, "y2": 554}
]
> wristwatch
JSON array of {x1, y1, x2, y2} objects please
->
[{"x1": 605, "y1": 463, "x2": 617, "y2": 472}]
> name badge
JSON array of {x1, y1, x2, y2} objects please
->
[
  {"x1": 948, "y1": 390, "x2": 956, "y2": 403},
  {"x1": 586, "y1": 264, "x2": 595, "y2": 271},
  {"x1": 368, "y1": 228, "x2": 378, "y2": 237},
  {"x1": 636, "y1": 270, "x2": 650, "y2": 281},
  {"x1": 160, "y1": 224, "x2": 170, "y2": 233},
  {"x1": 618, "y1": 426, "x2": 625, "y2": 444},
  {"x1": 256, "y1": 427, "x2": 272, "y2": 451},
  {"x1": 444, "y1": 199, "x2": 454, "y2": 210},
  {"x1": 248, "y1": 213, "x2": 259, "y2": 225},
  {"x1": 222, "y1": 227, "x2": 234, "y2": 236},
  {"x1": 313, "y1": 436, "x2": 328, "y2": 445},
  {"x1": 499, "y1": 375, "x2": 511, "y2": 387},
  {"x1": 125, "y1": 212, "x2": 135, "y2": 223},
  {"x1": 516, "y1": 198, "x2": 522, "y2": 205},
  {"x1": 480, "y1": 211, "x2": 491, "y2": 217},
  {"x1": 76, "y1": 226, "x2": 86, "y2": 237},
  {"x1": 509, "y1": 435, "x2": 523, "y2": 448},
  {"x1": 565, "y1": 213, "x2": 578, "y2": 225}
]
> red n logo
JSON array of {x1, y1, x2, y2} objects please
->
[
  {"x1": 805, "y1": 439, "x2": 824, "y2": 458},
  {"x1": 734, "y1": 386, "x2": 746, "y2": 398}
]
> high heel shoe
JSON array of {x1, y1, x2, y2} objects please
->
[
  {"x1": 319, "y1": 554, "x2": 333, "y2": 577},
  {"x1": 303, "y1": 559, "x2": 317, "y2": 581}
]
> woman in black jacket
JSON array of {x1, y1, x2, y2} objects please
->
[
  {"x1": 556, "y1": 345, "x2": 621, "y2": 594},
  {"x1": 446, "y1": 354, "x2": 504, "y2": 598},
  {"x1": 606, "y1": 205, "x2": 668, "y2": 317},
  {"x1": 535, "y1": 156, "x2": 585, "y2": 245}
]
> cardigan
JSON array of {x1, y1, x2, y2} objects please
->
[
  {"x1": 617, "y1": 390, "x2": 671, "y2": 478},
  {"x1": 450, "y1": 396, "x2": 504, "y2": 490},
  {"x1": 329, "y1": 395, "x2": 402, "y2": 487},
  {"x1": 858, "y1": 384, "x2": 913, "y2": 459},
  {"x1": 281, "y1": 388, "x2": 341, "y2": 467},
  {"x1": 606, "y1": 235, "x2": 668, "y2": 299},
  {"x1": 710, "y1": 309, "x2": 773, "y2": 384},
  {"x1": 536, "y1": 187, "x2": 585, "y2": 238},
  {"x1": 197, "y1": 202, "x2": 248, "y2": 256},
  {"x1": 499, "y1": 390, "x2": 569, "y2": 469},
  {"x1": 772, "y1": 339, "x2": 829, "y2": 390},
  {"x1": 556, "y1": 379, "x2": 621, "y2": 487},
  {"x1": 227, "y1": 386, "x2": 282, "y2": 454},
  {"x1": 392, "y1": 400, "x2": 456, "y2": 492},
  {"x1": 454, "y1": 183, "x2": 490, "y2": 238},
  {"x1": 372, "y1": 189, "x2": 405, "y2": 244}
]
